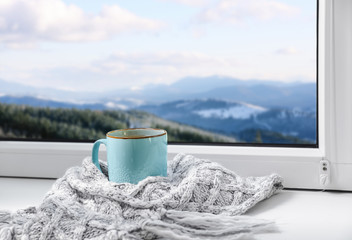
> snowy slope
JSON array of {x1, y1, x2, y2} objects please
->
[{"x1": 194, "y1": 103, "x2": 267, "y2": 119}]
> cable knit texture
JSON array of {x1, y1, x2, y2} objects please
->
[{"x1": 0, "y1": 153, "x2": 283, "y2": 239}]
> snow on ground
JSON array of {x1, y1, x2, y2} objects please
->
[
  {"x1": 194, "y1": 103, "x2": 267, "y2": 119},
  {"x1": 105, "y1": 101, "x2": 128, "y2": 110}
]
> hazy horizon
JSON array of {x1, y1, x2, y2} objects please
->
[{"x1": 0, "y1": 74, "x2": 315, "y2": 95}]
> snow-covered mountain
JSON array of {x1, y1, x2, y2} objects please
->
[
  {"x1": 194, "y1": 102, "x2": 267, "y2": 119},
  {"x1": 0, "y1": 75, "x2": 317, "y2": 144},
  {"x1": 138, "y1": 99, "x2": 316, "y2": 143},
  {"x1": 168, "y1": 99, "x2": 268, "y2": 119},
  {"x1": 0, "y1": 93, "x2": 316, "y2": 143}
]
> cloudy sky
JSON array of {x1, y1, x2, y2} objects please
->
[{"x1": 0, "y1": 0, "x2": 316, "y2": 92}]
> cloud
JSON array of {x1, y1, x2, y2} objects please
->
[
  {"x1": 88, "y1": 51, "x2": 234, "y2": 88},
  {"x1": 196, "y1": 0, "x2": 300, "y2": 25},
  {"x1": 158, "y1": 0, "x2": 209, "y2": 6},
  {"x1": 2, "y1": 51, "x2": 236, "y2": 92},
  {"x1": 0, "y1": 0, "x2": 163, "y2": 47},
  {"x1": 2, "y1": 49, "x2": 315, "y2": 92},
  {"x1": 276, "y1": 47, "x2": 298, "y2": 55}
]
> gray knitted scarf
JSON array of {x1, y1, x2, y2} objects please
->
[{"x1": 0, "y1": 153, "x2": 283, "y2": 240}]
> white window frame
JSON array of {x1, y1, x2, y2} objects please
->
[{"x1": 1, "y1": 0, "x2": 351, "y2": 190}]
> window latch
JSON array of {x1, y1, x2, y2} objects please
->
[{"x1": 319, "y1": 159, "x2": 331, "y2": 187}]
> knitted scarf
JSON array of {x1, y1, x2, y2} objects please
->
[{"x1": 0, "y1": 153, "x2": 283, "y2": 239}]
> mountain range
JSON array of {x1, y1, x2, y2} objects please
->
[
  {"x1": 0, "y1": 76, "x2": 316, "y2": 109},
  {"x1": 138, "y1": 99, "x2": 316, "y2": 143},
  {"x1": 0, "y1": 76, "x2": 317, "y2": 144}
]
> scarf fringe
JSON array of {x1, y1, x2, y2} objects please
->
[{"x1": 143, "y1": 209, "x2": 276, "y2": 240}]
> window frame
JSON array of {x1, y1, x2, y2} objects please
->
[{"x1": 2, "y1": 0, "x2": 351, "y2": 190}]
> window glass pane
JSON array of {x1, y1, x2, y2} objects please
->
[{"x1": 0, "y1": 0, "x2": 317, "y2": 146}]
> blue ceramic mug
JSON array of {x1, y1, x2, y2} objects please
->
[{"x1": 92, "y1": 128, "x2": 167, "y2": 184}]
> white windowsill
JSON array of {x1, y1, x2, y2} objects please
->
[{"x1": 0, "y1": 177, "x2": 351, "y2": 240}]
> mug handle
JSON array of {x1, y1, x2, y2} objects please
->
[{"x1": 92, "y1": 139, "x2": 107, "y2": 172}]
